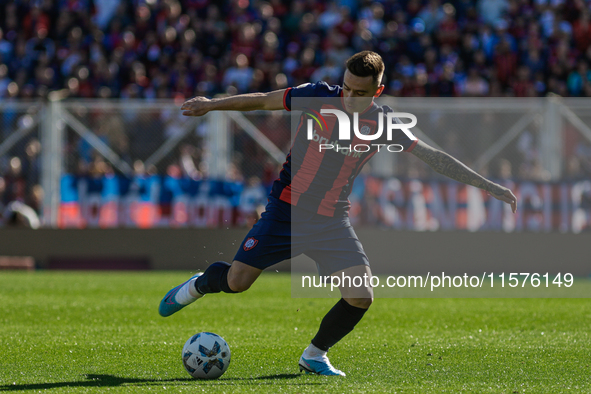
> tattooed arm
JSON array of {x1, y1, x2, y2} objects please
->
[{"x1": 411, "y1": 140, "x2": 517, "y2": 213}]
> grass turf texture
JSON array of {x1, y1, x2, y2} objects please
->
[{"x1": 0, "y1": 271, "x2": 589, "y2": 393}]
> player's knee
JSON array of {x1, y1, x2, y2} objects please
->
[
  {"x1": 226, "y1": 276, "x2": 252, "y2": 293},
  {"x1": 345, "y1": 297, "x2": 373, "y2": 309},
  {"x1": 227, "y1": 261, "x2": 261, "y2": 293},
  {"x1": 357, "y1": 297, "x2": 373, "y2": 309}
]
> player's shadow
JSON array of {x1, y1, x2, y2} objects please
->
[
  {"x1": 0, "y1": 375, "x2": 192, "y2": 391},
  {"x1": 0, "y1": 373, "x2": 317, "y2": 391},
  {"x1": 254, "y1": 374, "x2": 301, "y2": 380}
]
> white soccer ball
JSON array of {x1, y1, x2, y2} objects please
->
[{"x1": 182, "y1": 332, "x2": 231, "y2": 379}]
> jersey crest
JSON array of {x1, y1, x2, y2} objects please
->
[{"x1": 243, "y1": 237, "x2": 258, "y2": 251}]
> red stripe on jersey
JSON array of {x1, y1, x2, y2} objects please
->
[
  {"x1": 283, "y1": 88, "x2": 292, "y2": 111},
  {"x1": 290, "y1": 106, "x2": 339, "y2": 200},
  {"x1": 318, "y1": 118, "x2": 381, "y2": 215},
  {"x1": 280, "y1": 184, "x2": 298, "y2": 205},
  {"x1": 317, "y1": 200, "x2": 335, "y2": 216},
  {"x1": 282, "y1": 152, "x2": 291, "y2": 167},
  {"x1": 406, "y1": 139, "x2": 419, "y2": 152},
  {"x1": 318, "y1": 150, "x2": 362, "y2": 216}
]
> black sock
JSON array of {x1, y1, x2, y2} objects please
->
[
  {"x1": 195, "y1": 261, "x2": 238, "y2": 294},
  {"x1": 311, "y1": 298, "x2": 368, "y2": 352}
]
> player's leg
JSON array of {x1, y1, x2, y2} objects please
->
[
  {"x1": 158, "y1": 258, "x2": 265, "y2": 317},
  {"x1": 296, "y1": 215, "x2": 372, "y2": 376},
  {"x1": 159, "y1": 204, "x2": 292, "y2": 317},
  {"x1": 195, "y1": 260, "x2": 262, "y2": 294},
  {"x1": 310, "y1": 264, "x2": 374, "y2": 352},
  {"x1": 226, "y1": 260, "x2": 262, "y2": 292},
  {"x1": 299, "y1": 264, "x2": 374, "y2": 377}
]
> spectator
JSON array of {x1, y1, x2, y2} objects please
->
[
  {"x1": 573, "y1": 11, "x2": 591, "y2": 53},
  {"x1": 0, "y1": 27, "x2": 13, "y2": 63},
  {"x1": 478, "y1": 0, "x2": 509, "y2": 26},
  {"x1": 311, "y1": 57, "x2": 342, "y2": 85},
  {"x1": 360, "y1": 3, "x2": 386, "y2": 37},
  {"x1": 0, "y1": 64, "x2": 11, "y2": 97},
  {"x1": 291, "y1": 47, "x2": 317, "y2": 86},
  {"x1": 418, "y1": 0, "x2": 445, "y2": 34},
  {"x1": 434, "y1": 63, "x2": 458, "y2": 96},
  {"x1": 464, "y1": 67, "x2": 490, "y2": 96},
  {"x1": 2, "y1": 200, "x2": 41, "y2": 229},
  {"x1": 3, "y1": 157, "x2": 26, "y2": 206},
  {"x1": 494, "y1": 39, "x2": 518, "y2": 87},
  {"x1": 524, "y1": 48, "x2": 545, "y2": 76},
  {"x1": 512, "y1": 66, "x2": 534, "y2": 97},
  {"x1": 437, "y1": 11, "x2": 460, "y2": 47},
  {"x1": 325, "y1": 31, "x2": 354, "y2": 70},
  {"x1": 567, "y1": 60, "x2": 591, "y2": 96},
  {"x1": 318, "y1": 2, "x2": 342, "y2": 31},
  {"x1": 93, "y1": 0, "x2": 121, "y2": 30},
  {"x1": 222, "y1": 53, "x2": 254, "y2": 94}
]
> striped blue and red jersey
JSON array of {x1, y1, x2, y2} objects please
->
[{"x1": 270, "y1": 81, "x2": 419, "y2": 217}]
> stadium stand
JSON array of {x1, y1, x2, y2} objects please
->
[
  {"x1": 1, "y1": 0, "x2": 590, "y2": 100},
  {"x1": 1, "y1": 0, "x2": 591, "y2": 224}
]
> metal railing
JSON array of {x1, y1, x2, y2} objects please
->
[{"x1": 1, "y1": 97, "x2": 590, "y2": 230}]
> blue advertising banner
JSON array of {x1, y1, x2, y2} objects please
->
[{"x1": 59, "y1": 175, "x2": 591, "y2": 233}]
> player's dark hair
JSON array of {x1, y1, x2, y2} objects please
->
[{"x1": 345, "y1": 51, "x2": 385, "y2": 86}]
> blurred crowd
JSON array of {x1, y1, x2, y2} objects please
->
[
  {"x1": 0, "y1": 139, "x2": 43, "y2": 227},
  {"x1": 2, "y1": 0, "x2": 591, "y2": 224},
  {"x1": 1, "y1": 0, "x2": 591, "y2": 99}
]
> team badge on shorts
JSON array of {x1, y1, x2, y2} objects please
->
[{"x1": 243, "y1": 237, "x2": 258, "y2": 251}]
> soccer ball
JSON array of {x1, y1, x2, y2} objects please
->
[{"x1": 182, "y1": 332, "x2": 231, "y2": 379}]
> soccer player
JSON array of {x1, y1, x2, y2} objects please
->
[{"x1": 159, "y1": 51, "x2": 517, "y2": 376}]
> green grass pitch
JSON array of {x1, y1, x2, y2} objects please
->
[{"x1": 1, "y1": 271, "x2": 590, "y2": 393}]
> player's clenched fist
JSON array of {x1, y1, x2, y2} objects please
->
[{"x1": 181, "y1": 96, "x2": 212, "y2": 117}]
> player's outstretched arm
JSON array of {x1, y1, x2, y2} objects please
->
[
  {"x1": 181, "y1": 89, "x2": 287, "y2": 117},
  {"x1": 411, "y1": 140, "x2": 517, "y2": 213}
]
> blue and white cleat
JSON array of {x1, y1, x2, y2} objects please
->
[
  {"x1": 298, "y1": 355, "x2": 346, "y2": 377},
  {"x1": 158, "y1": 273, "x2": 203, "y2": 317}
]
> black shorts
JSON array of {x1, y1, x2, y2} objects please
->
[{"x1": 233, "y1": 197, "x2": 369, "y2": 277}]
